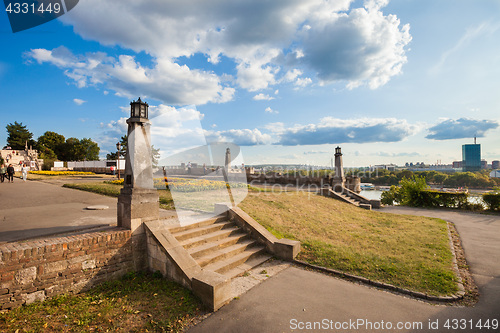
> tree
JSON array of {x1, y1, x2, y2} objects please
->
[
  {"x1": 37, "y1": 131, "x2": 65, "y2": 159},
  {"x1": 58, "y1": 137, "x2": 100, "y2": 161},
  {"x1": 152, "y1": 145, "x2": 160, "y2": 168},
  {"x1": 79, "y1": 138, "x2": 100, "y2": 161},
  {"x1": 106, "y1": 135, "x2": 127, "y2": 160},
  {"x1": 6, "y1": 121, "x2": 35, "y2": 149}
]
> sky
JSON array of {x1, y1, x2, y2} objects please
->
[{"x1": 1, "y1": 0, "x2": 500, "y2": 167}]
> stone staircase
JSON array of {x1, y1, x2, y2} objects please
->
[
  {"x1": 144, "y1": 204, "x2": 300, "y2": 311},
  {"x1": 321, "y1": 187, "x2": 378, "y2": 210},
  {"x1": 167, "y1": 216, "x2": 272, "y2": 279}
]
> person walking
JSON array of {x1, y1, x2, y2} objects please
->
[
  {"x1": 0, "y1": 164, "x2": 6, "y2": 183},
  {"x1": 6, "y1": 164, "x2": 14, "y2": 183},
  {"x1": 21, "y1": 163, "x2": 28, "y2": 182}
]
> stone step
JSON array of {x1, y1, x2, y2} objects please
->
[
  {"x1": 223, "y1": 253, "x2": 273, "y2": 279},
  {"x1": 167, "y1": 215, "x2": 226, "y2": 234},
  {"x1": 180, "y1": 226, "x2": 242, "y2": 249},
  {"x1": 188, "y1": 233, "x2": 251, "y2": 259},
  {"x1": 196, "y1": 239, "x2": 258, "y2": 268},
  {"x1": 173, "y1": 220, "x2": 235, "y2": 241},
  {"x1": 203, "y1": 246, "x2": 267, "y2": 275}
]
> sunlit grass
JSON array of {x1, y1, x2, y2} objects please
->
[{"x1": 239, "y1": 191, "x2": 458, "y2": 296}]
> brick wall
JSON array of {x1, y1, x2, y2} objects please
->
[{"x1": 0, "y1": 229, "x2": 141, "y2": 310}]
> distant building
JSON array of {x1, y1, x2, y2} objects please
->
[
  {"x1": 492, "y1": 160, "x2": 500, "y2": 169},
  {"x1": 481, "y1": 159, "x2": 488, "y2": 169},
  {"x1": 462, "y1": 144, "x2": 481, "y2": 172},
  {"x1": 371, "y1": 164, "x2": 396, "y2": 172},
  {"x1": 490, "y1": 170, "x2": 500, "y2": 178},
  {"x1": 452, "y1": 161, "x2": 462, "y2": 169}
]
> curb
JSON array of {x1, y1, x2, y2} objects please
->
[{"x1": 293, "y1": 260, "x2": 464, "y2": 302}]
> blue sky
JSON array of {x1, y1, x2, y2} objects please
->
[{"x1": 1, "y1": 0, "x2": 499, "y2": 167}]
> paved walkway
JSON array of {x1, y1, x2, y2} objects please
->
[
  {"x1": 0, "y1": 179, "x2": 119, "y2": 243},
  {"x1": 188, "y1": 207, "x2": 500, "y2": 333}
]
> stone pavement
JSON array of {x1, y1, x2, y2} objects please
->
[{"x1": 188, "y1": 207, "x2": 500, "y2": 333}]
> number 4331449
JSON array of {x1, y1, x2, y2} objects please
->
[
  {"x1": 444, "y1": 319, "x2": 498, "y2": 330},
  {"x1": 5, "y1": 2, "x2": 62, "y2": 14}
]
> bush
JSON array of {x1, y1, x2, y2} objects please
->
[
  {"x1": 482, "y1": 193, "x2": 500, "y2": 211},
  {"x1": 419, "y1": 190, "x2": 469, "y2": 209}
]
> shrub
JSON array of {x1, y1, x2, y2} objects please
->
[{"x1": 482, "y1": 193, "x2": 500, "y2": 211}]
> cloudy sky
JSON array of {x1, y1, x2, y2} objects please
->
[{"x1": 1, "y1": 0, "x2": 499, "y2": 167}]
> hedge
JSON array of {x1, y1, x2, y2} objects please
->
[{"x1": 482, "y1": 193, "x2": 500, "y2": 211}]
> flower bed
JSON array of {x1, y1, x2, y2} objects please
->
[
  {"x1": 105, "y1": 177, "x2": 247, "y2": 192},
  {"x1": 29, "y1": 171, "x2": 95, "y2": 176}
]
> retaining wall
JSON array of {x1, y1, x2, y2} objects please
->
[{"x1": 0, "y1": 228, "x2": 144, "y2": 310}]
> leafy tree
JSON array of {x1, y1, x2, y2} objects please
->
[
  {"x1": 152, "y1": 145, "x2": 160, "y2": 168},
  {"x1": 106, "y1": 135, "x2": 127, "y2": 160},
  {"x1": 38, "y1": 146, "x2": 58, "y2": 160},
  {"x1": 37, "y1": 131, "x2": 65, "y2": 158},
  {"x1": 79, "y1": 138, "x2": 100, "y2": 161},
  {"x1": 6, "y1": 121, "x2": 35, "y2": 149},
  {"x1": 58, "y1": 137, "x2": 100, "y2": 161}
]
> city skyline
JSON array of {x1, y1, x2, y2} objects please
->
[{"x1": 1, "y1": 0, "x2": 500, "y2": 167}]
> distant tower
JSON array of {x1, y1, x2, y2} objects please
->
[
  {"x1": 462, "y1": 137, "x2": 481, "y2": 172},
  {"x1": 225, "y1": 148, "x2": 231, "y2": 171},
  {"x1": 331, "y1": 146, "x2": 345, "y2": 191}
]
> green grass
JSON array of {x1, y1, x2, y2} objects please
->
[
  {"x1": 0, "y1": 271, "x2": 204, "y2": 332},
  {"x1": 63, "y1": 182, "x2": 175, "y2": 210},
  {"x1": 238, "y1": 191, "x2": 458, "y2": 296}
]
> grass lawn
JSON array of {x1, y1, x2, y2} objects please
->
[
  {"x1": 63, "y1": 182, "x2": 175, "y2": 210},
  {"x1": 239, "y1": 191, "x2": 458, "y2": 296},
  {"x1": 0, "y1": 272, "x2": 204, "y2": 333}
]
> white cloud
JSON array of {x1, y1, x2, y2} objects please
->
[
  {"x1": 265, "y1": 107, "x2": 279, "y2": 114},
  {"x1": 276, "y1": 117, "x2": 418, "y2": 145},
  {"x1": 205, "y1": 128, "x2": 272, "y2": 146},
  {"x1": 27, "y1": 47, "x2": 235, "y2": 105},
  {"x1": 52, "y1": 0, "x2": 410, "y2": 95},
  {"x1": 253, "y1": 93, "x2": 275, "y2": 101},
  {"x1": 99, "y1": 104, "x2": 207, "y2": 156},
  {"x1": 73, "y1": 98, "x2": 86, "y2": 105}
]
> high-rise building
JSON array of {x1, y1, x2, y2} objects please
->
[
  {"x1": 462, "y1": 144, "x2": 481, "y2": 172},
  {"x1": 492, "y1": 160, "x2": 500, "y2": 169}
]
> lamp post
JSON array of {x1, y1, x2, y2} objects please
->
[{"x1": 116, "y1": 142, "x2": 121, "y2": 179}]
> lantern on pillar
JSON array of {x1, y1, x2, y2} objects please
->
[
  {"x1": 117, "y1": 97, "x2": 159, "y2": 233},
  {"x1": 130, "y1": 97, "x2": 149, "y2": 119}
]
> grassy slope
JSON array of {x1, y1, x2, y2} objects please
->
[{"x1": 239, "y1": 191, "x2": 457, "y2": 296}]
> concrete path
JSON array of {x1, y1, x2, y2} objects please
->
[
  {"x1": 0, "y1": 179, "x2": 118, "y2": 242},
  {"x1": 188, "y1": 207, "x2": 500, "y2": 333}
]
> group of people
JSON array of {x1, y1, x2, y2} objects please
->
[{"x1": 0, "y1": 163, "x2": 29, "y2": 183}]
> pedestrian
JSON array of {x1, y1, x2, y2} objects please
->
[
  {"x1": 21, "y1": 163, "x2": 28, "y2": 182},
  {"x1": 187, "y1": 161, "x2": 192, "y2": 174},
  {"x1": 0, "y1": 164, "x2": 6, "y2": 183},
  {"x1": 110, "y1": 165, "x2": 115, "y2": 176},
  {"x1": 6, "y1": 164, "x2": 14, "y2": 183}
]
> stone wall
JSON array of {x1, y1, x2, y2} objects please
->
[{"x1": 0, "y1": 229, "x2": 141, "y2": 310}]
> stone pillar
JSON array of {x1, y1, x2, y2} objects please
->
[
  {"x1": 331, "y1": 146, "x2": 345, "y2": 192},
  {"x1": 117, "y1": 98, "x2": 159, "y2": 270},
  {"x1": 225, "y1": 148, "x2": 231, "y2": 172}
]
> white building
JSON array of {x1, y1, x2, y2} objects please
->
[{"x1": 490, "y1": 170, "x2": 500, "y2": 178}]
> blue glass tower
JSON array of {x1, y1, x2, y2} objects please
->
[{"x1": 462, "y1": 144, "x2": 481, "y2": 172}]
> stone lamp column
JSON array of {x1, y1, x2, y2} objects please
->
[
  {"x1": 117, "y1": 97, "x2": 159, "y2": 233},
  {"x1": 332, "y1": 146, "x2": 345, "y2": 191}
]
